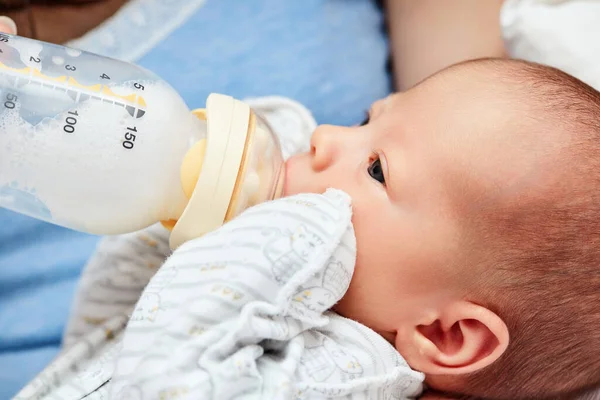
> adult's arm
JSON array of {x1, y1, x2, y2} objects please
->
[
  {"x1": 1, "y1": 0, "x2": 127, "y2": 43},
  {"x1": 384, "y1": 0, "x2": 506, "y2": 91}
]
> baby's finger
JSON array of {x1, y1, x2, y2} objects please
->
[{"x1": 0, "y1": 16, "x2": 17, "y2": 35}]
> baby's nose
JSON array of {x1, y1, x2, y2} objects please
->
[{"x1": 310, "y1": 125, "x2": 341, "y2": 172}]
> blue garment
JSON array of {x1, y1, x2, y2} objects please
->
[{"x1": 0, "y1": 0, "x2": 390, "y2": 397}]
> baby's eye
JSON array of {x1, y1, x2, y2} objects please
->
[
  {"x1": 368, "y1": 157, "x2": 385, "y2": 185},
  {"x1": 359, "y1": 114, "x2": 370, "y2": 126}
]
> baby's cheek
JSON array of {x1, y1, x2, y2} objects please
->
[
  {"x1": 335, "y1": 295, "x2": 397, "y2": 350},
  {"x1": 333, "y1": 286, "x2": 396, "y2": 345},
  {"x1": 332, "y1": 268, "x2": 375, "y2": 324},
  {"x1": 336, "y1": 246, "x2": 400, "y2": 328}
]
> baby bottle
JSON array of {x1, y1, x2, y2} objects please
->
[{"x1": 0, "y1": 33, "x2": 285, "y2": 249}]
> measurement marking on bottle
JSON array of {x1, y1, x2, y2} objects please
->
[
  {"x1": 63, "y1": 110, "x2": 78, "y2": 134},
  {"x1": 0, "y1": 61, "x2": 148, "y2": 119},
  {"x1": 122, "y1": 126, "x2": 138, "y2": 150}
]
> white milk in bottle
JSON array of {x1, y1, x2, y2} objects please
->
[{"x1": 0, "y1": 33, "x2": 286, "y2": 248}]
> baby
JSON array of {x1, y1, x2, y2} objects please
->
[
  {"x1": 16, "y1": 58, "x2": 600, "y2": 400},
  {"x1": 284, "y1": 58, "x2": 600, "y2": 399}
]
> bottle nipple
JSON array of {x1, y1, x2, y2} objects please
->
[
  {"x1": 166, "y1": 94, "x2": 284, "y2": 249},
  {"x1": 160, "y1": 109, "x2": 208, "y2": 231},
  {"x1": 181, "y1": 139, "x2": 207, "y2": 199},
  {"x1": 160, "y1": 138, "x2": 206, "y2": 231}
]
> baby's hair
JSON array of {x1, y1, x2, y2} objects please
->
[{"x1": 448, "y1": 59, "x2": 600, "y2": 400}]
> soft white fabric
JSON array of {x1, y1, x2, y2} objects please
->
[
  {"x1": 14, "y1": 98, "x2": 423, "y2": 400},
  {"x1": 502, "y1": 0, "x2": 600, "y2": 91}
]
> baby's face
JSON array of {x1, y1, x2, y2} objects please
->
[{"x1": 285, "y1": 65, "x2": 563, "y2": 347}]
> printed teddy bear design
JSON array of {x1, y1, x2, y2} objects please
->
[
  {"x1": 263, "y1": 225, "x2": 325, "y2": 285},
  {"x1": 115, "y1": 384, "x2": 143, "y2": 400},
  {"x1": 130, "y1": 292, "x2": 162, "y2": 323},
  {"x1": 291, "y1": 259, "x2": 351, "y2": 315},
  {"x1": 145, "y1": 266, "x2": 179, "y2": 293},
  {"x1": 381, "y1": 381, "x2": 418, "y2": 400},
  {"x1": 129, "y1": 266, "x2": 180, "y2": 323},
  {"x1": 300, "y1": 334, "x2": 364, "y2": 383}
]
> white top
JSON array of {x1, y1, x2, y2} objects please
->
[{"x1": 502, "y1": 0, "x2": 600, "y2": 92}]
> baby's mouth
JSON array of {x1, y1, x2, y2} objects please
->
[{"x1": 281, "y1": 152, "x2": 314, "y2": 197}]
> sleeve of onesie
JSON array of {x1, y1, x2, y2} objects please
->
[
  {"x1": 62, "y1": 223, "x2": 172, "y2": 348},
  {"x1": 110, "y1": 189, "x2": 423, "y2": 400}
]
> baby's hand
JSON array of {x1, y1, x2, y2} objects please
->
[{"x1": 0, "y1": 16, "x2": 17, "y2": 35}]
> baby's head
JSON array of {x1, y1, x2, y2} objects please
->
[{"x1": 285, "y1": 59, "x2": 600, "y2": 399}]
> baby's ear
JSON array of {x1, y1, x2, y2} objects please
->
[{"x1": 394, "y1": 301, "x2": 509, "y2": 376}]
